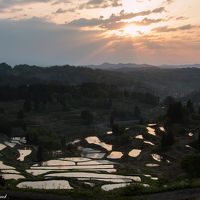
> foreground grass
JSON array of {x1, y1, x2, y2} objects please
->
[{"x1": 1, "y1": 178, "x2": 200, "y2": 200}]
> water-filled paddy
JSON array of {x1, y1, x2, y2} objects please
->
[
  {"x1": 135, "y1": 135, "x2": 143, "y2": 139},
  {"x1": 144, "y1": 141, "x2": 155, "y2": 146},
  {"x1": 146, "y1": 127, "x2": 156, "y2": 136},
  {"x1": 146, "y1": 163, "x2": 159, "y2": 167},
  {"x1": 151, "y1": 154, "x2": 162, "y2": 162},
  {"x1": 0, "y1": 143, "x2": 6, "y2": 151},
  {"x1": 17, "y1": 180, "x2": 73, "y2": 190},
  {"x1": 4, "y1": 141, "x2": 16, "y2": 148},
  {"x1": 45, "y1": 172, "x2": 141, "y2": 183},
  {"x1": 101, "y1": 183, "x2": 130, "y2": 191},
  {"x1": 17, "y1": 149, "x2": 32, "y2": 161},
  {"x1": 128, "y1": 149, "x2": 141, "y2": 157},
  {"x1": 2, "y1": 174, "x2": 25, "y2": 180},
  {"x1": 0, "y1": 161, "x2": 15, "y2": 169},
  {"x1": 107, "y1": 151, "x2": 123, "y2": 159},
  {"x1": 85, "y1": 136, "x2": 112, "y2": 151},
  {"x1": 33, "y1": 160, "x2": 75, "y2": 166}
]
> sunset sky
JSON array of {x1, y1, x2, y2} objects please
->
[{"x1": 0, "y1": 0, "x2": 199, "y2": 66}]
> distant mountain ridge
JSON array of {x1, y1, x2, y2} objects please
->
[
  {"x1": 1, "y1": 62, "x2": 200, "y2": 97},
  {"x1": 87, "y1": 63, "x2": 157, "y2": 70},
  {"x1": 0, "y1": 63, "x2": 154, "y2": 94},
  {"x1": 87, "y1": 63, "x2": 200, "y2": 71},
  {"x1": 160, "y1": 64, "x2": 200, "y2": 69}
]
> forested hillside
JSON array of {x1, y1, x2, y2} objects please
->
[{"x1": 1, "y1": 63, "x2": 200, "y2": 97}]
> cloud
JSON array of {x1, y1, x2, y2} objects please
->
[
  {"x1": 51, "y1": 0, "x2": 71, "y2": 5},
  {"x1": 179, "y1": 24, "x2": 194, "y2": 30},
  {"x1": 0, "y1": 0, "x2": 51, "y2": 10},
  {"x1": 152, "y1": 7, "x2": 166, "y2": 13},
  {"x1": 68, "y1": 18, "x2": 102, "y2": 27},
  {"x1": 68, "y1": 7, "x2": 166, "y2": 29},
  {"x1": 0, "y1": 17, "x2": 111, "y2": 66},
  {"x1": 87, "y1": 0, "x2": 105, "y2": 5},
  {"x1": 133, "y1": 17, "x2": 164, "y2": 26},
  {"x1": 0, "y1": 17, "x2": 199, "y2": 66},
  {"x1": 176, "y1": 16, "x2": 188, "y2": 20},
  {"x1": 78, "y1": 0, "x2": 122, "y2": 9},
  {"x1": 56, "y1": 8, "x2": 67, "y2": 13},
  {"x1": 0, "y1": 7, "x2": 23, "y2": 13},
  {"x1": 152, "y1": 24, "x2": 198, "y2": 32},
  {"x1": 165, "y1": 0, "x2": 174, "y2": 4}
]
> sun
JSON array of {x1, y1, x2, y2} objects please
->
[
  {"x1": 110, "y1": 24, "x2": 152, "y2": 38},
  {"x1": 113, "y1": 25, "x2": 141, "y2": 37},
  {"x1": 123, "y1": 25, "x2": 138, "y2": 37}
]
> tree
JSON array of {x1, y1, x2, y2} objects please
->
[
  {"x1": 33, "y1": 99, "x2": 40, "y2": 111},
  {"x1": 0, "y1": 118, "x2": 12, "y2": 137},
  {"x1": 59, "y1": 95, "x2": 66, "y2": 109},
  {"x1": 163, "y1": 96, "x2": 175, "y2": 106},
  {"x1": 61, "y1": 136, "x2": 66, "y2": 150},
  {"x1": 124, "y1": 89, "x2": 129, "y2": 97},
  {"x1": 23, "y1": 99, "x2": 31, "y2": 112},
  {"x1": 166, "y1": 102, "x2": 185, "y2": 124},
  {"x1": 0, "y1": 175, "x2": 5, "y2": 186},
  {"x1": 17, "y1": 109, "x2": 24, "y2": 119},
  {"x1": 107, "y1": 98, "x2": 113, "y2": 109},
  {"x1": 134, "y1": 106, "x2": 141, "y2": 119},
  {"x1": 112, "y1": 124, "x2": 124, "y2": 135},
  {"x1": 0, "y1": 108, "x2": 5, "y2": 114},
  {"x1": 26, "y1": 129, "x2": 38, "y2": 145},
  {"x1": 181, "y1": 153, "x2": 200, "y2": 177},
  {"x1": 161, "y1": 130, "x2": 174, "y2": 148},
  {"x1": 81, "y1": 110, "x2": 94, "y2": 125},
  {"x1": 186, "y1": 100, "x2": 194, "y2": 113},
  {"x1": 109, "y1": 114, "x2": 114, "y2": 127},
  {"x1": 37, "y1": 145, "x2": 44, "y2": 164}
]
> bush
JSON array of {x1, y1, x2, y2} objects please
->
[
  {"x1": 0, "y1": 175, "x2": 5, "y2": 186},
  {"x1": 119, "y1": 183, "x2": 149, "y2": 196},
  {"x1": 181, "y1": 153, "x2": 200, "y2": 177},
  {"x1": 81, "y1": 110, "x2": 94, "y2": 125},
  {"x1": 161, "y1": 130, "x2": 175, "y2": 149},
  {"x1": 112, "y1": 124, "x2": 124, "y2": 135},
  {"x1": 115, "y1": 135, "x2": 130, "y2": 146}
]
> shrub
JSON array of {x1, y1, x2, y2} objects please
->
[
  {"x1": 181, "y1": 153, "x2": 200, "y2": 177},
  {"x1": 0, "y1": 175, "x2": 5, "y2": 186}
]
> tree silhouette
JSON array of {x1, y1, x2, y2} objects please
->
[
  {"x1": 23, "y1": 99, "x2": 31, "y2": 112},
  {"x1": 0, "y1": 175, "x2": 5, "y2": 186},
  {"x1": 186, "y1": 100, "x2": 194, "y2": 113},
  {"x1": 134, "y1": 106, "x2": 141, "y2": 119},
  {"x1": 166, "y1": 102, "x2": 185, "y2": 124},
  {"x1": 81, "y1": 110, "x2": 94, "y2": 125},
  {"x1": 37, "y1": 145, "x2": 44, "y2": 164}
]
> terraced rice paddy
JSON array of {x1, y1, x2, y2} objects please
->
[
  {"x1": 107, "y1": 151, "x2": 123, "y2": 159},
  {"x1": 0, "y1": 124, "x2": 194, "y2": 191},
  {"x1": 85, "y1": 136, "x2": 112, "y2": 151},
  {"x1": 128, "y1": 149, "x2": 141, "y2": 158},
  {"x1": 17, "y1": 180, "x2": 73, "y2": 190},
  {"x1": 0, "y1": 143, "x2": 6, "y2": 151},
  {"x1": 146, "y1": 127, "x2": 156, "y2": 136},
  {"x1": 17, "y1": 149, "x2": 32, "y2": 161}
]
